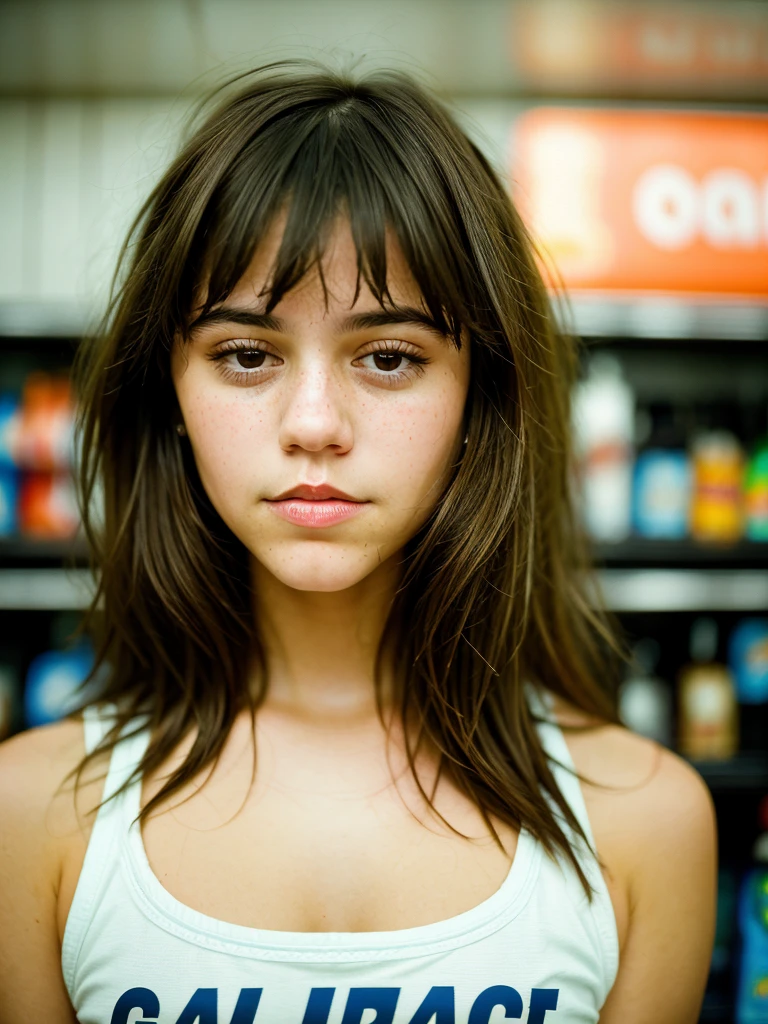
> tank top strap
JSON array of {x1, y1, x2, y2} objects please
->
[
  {"x1": 81, "y1": 702, "x2": 151, "y2": 805},
  {"x1": 62, "y1": 704, "x2": 153, "y2": 992},
  {"x1": 525, "y1": 683, "x2": 597, "y2": 856},
  {"x1": 82, "y1": 702, "x2": 116, "y2": 754},
  {"x1": 526, "y1": 683, "x2": 621, "y2": 996}
]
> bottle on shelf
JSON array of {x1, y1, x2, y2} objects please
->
[
  {"x1": 23, "y1": 640, "x2": 94, "y2": 728},
  {"x1": 730, "y1": 619, "x2": 768, "y2": 707},
  {"x1": 690, "y1": 428, "x2": 745, "y2": 546},
  {"x1": 0, "y1": 392, "x2": 20, "y2": 537},
  {"x1": 0, "y1": 371, "x2": 80, "y2": 541},
  {"x1": 678, "y1": 617, "x2": 738, "y2": 761},
  {"x1": 572, "y1": 352, "x2": 634, "y2": 544},
  {"x1": 704, "y1": 867, "x2": 739, "y2": 1023},
  {"x1": 631, "y1": 400, "x2": 691, "y2": 540},
  {"x1": 745, "y1": 433, "x2": 768, "y2": 542},
  {"x1": 735, "y1": 794, "x2": 768, "y2": 1024},
  {"x1": 619, "y1": 637, "x2": 672, "y2": 746},
  {"x1": 729, "y1": 618, "x2": 768, "y2": 756}
]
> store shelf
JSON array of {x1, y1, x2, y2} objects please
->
[
  {"x1": 553, "y1": 295, "x2": 768, "y2": 341},
  {"x1": 0, "y1": 568, "x2": 95, "y2": 609},
  {"x1": 592, "y1": 538, "x2": 768, "y2": 569},
  {"x1": 0, "y1": 535, "x2": 89, "y2": 566},
  {"x1": 691, "y1": 754, "x2": 768, "y2": 792},
  {"x1": 1, "y1": 565, "x2": 766, "y2": 613},
  {"x1": 596, "y1": 568, "x2": 768, "y2": 613}
]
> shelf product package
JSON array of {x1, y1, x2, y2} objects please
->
[
  {"x1": 14, "y1": 372, "x2": 75, "y2": 472},
  {"x1": 690, "y1": 431, "x2": 745, "y2": 545},
  {"x1": 730, "y1": 620, "x2": 768, "y2": 706},
  {"x1": 571, "y1": 353, "x2": 634, "y2": 543},
  {"x1": 745, "y1": 438, "x2": 768, "y2": 542},
  {"x1": 631, "y1": 401, "x2": 691, "y2": 539},
  {"x1": 678, "y1": 618, "x2": 738, "y2": 761},
  {"x1": 735, "y1": 796, "x2": 768, "y2": 1024},
  {"x1": 0, "y1": 392, "x2": 20, "y2": 465},
  {"x1": 24, "y1": 642, "x2": 94, "y2": 728},
  {"x1": 0, "y1": 393, "x2": 20, "y2": 535},
  {"x1": 0, "y1": 468, "x2": 18, "y2": 536},
  {"x1": 18, "y1": 470, "x2": 79, "y2": 538}
]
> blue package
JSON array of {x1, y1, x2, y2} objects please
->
[
  {"x1": 735, "y1": 868, "x2": 768, "y2": 1023},
  {"x1": 24, "y1": 643, "x2": 94, "y2": 727},
  {"x1": 0, "y1": 466, "x2": 18, "y2": 536},
  {"x1": 632, "y1": 449, "x2": 691, "y2": 539},
  {"x1": 729, "y1": 619, "x2": 768, "y2": 705},
  {"x1": 0, "y1": 393, "x2": 19, "y2": 468}
]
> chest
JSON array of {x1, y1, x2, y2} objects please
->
[
  {"x1": 140, "y1": 775, "x2": 518, "y2": 934},
  {"x1": 56, "y1": 714, "x2": 629, "y2": 950},
  {"x1": 57, "y1": 716, "x2": 519, "y2": 941}
]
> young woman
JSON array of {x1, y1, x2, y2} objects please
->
[{"x1": 0, "y1": 63, "x2": 716, "y2": 1024}]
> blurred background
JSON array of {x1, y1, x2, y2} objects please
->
[{"x1": 0, "y1": 1, "x2": 767, "y2": 1019}]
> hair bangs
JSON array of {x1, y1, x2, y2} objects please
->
[{"x1": 187, "y1": 93, "x2": 478, "y2": 348}]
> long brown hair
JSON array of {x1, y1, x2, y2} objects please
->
[{"x1": 68, "y1": 61, "x2": 624, "y2": 899}]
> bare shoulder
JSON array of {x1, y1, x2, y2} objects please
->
[
  {"x1": 0, "y1": 715, "x2": 106, "y2": 872},
  {"x1": 548, "y1": 692, "x2": 717, "y2": 1024},
  {"x1": 0, "y1": 716, "x2": 83, "y2": 811},
  {"x1": 548, "y1": 691, "x2": 716, "y2": 858},
  {"x1": 0, "y1": 716, "x2": 98, "y2": 1022}
]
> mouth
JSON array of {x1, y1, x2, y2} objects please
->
[
  {"x1": 268, "y1": 483, "x2": 363, "y2": 502},
  {"x1": 264, "y1": 488, "x2": 369, "y2": 529}
]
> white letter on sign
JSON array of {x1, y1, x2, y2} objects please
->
[
  {"x1": 701, "y1": 170, "x2": 760, "y2": 248},
  {"x1": 632, "y1": 164, "x2": 698, "y2": 249}
]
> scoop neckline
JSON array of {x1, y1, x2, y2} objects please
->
[{"x1": 122, "y1": 727, "x2": 542, "y2": 961}]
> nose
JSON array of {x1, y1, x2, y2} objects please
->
[{"x1": 278, "y1": 360, "x2": 353, "y2": 454}]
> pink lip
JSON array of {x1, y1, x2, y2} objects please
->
[{"x1": 266, "y1": 498, "x2": 368, "y2": 528}]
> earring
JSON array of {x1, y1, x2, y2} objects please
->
[
  {"x1": 463, "y1": 433, "x2": 468, "y2": 445},
  {"x1": 176, "y1": 423, "x2": 187, "y2": 437}
]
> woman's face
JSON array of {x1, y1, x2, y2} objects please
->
[{"x1": 171, "y1": 216, "x2": 471, "y2": 593}]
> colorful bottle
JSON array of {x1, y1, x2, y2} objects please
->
[
  {"x1": 690, "y1": 430, "x2": 745, "y2": 545},
  {"x1": 15, "y1": 372, "x2": 76, "y2": 471},
  {"x1": 0, "y1": 393, "x2": 20, "y2": 536},
  {"x1": 735, "y1": 795, "x2": 768, "y2": 1023},
  {"x1": 572, "y1": 353, "x2": 634, "y2": 543},
  {"x1": 730, "y1": 619, "x2": 768, "y2": 706},
  {"x1": 678, "y1": 618, "x2": 738, "y2": 761},
  {"x1": 703, "y1": 868, "x2": 739, "y2": 1021},
  {"x1": 24, "y1": 641, "x2": 94, "y2": 728},
  {"x1": 632, "y1": 401, "x2": 691, "y2": 539},
  {"x1": 745, "y1": 437, "x2": 768, "y2": 542}
]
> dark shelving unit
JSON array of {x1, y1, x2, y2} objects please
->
[{"x1": 593, "y1": 537, "x2": 768, "y2": 569}]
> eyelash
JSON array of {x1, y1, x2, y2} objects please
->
[{"x1": 208, "y1": 340, "x2": 431, "y2": 387}]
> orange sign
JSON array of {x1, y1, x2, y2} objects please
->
[{"x1": 512, "y1": 108, "x2": 768, "y2": 298}]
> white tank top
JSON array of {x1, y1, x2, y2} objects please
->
[{"x1": 61, "y1": 690, "x2": 619, "y2": 1024}]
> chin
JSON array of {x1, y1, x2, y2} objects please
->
[{"x1": 251, "y1": 543, "x2": 383, "y2": 593}]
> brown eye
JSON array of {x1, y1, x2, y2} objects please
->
[
  {"x1": 236, "y1": 351, "x2": 267, "y2": 369},
  {"x1": 372, "y1": 352, "x2": 404, "y2": 371}
]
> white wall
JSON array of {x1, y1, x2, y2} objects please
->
[{"x1": 0, "y1": 98, "x2": 184, "y2": 330}]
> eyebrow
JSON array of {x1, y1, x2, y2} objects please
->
[{"x1": 187, "y1": 304, "x2": 448, "y2": 339}]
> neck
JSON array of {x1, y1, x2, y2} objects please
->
[{"x1": 250, "y1": 555, "x2": 401, "y2": 723}]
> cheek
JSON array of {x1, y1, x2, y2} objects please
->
[
  {"x1": 368, "y1": 385, "x2": 463, "y2": 499},
  {"x1": 180, "y1": 386, "x2": 270, "y2": 500}
]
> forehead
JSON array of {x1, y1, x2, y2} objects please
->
[{"x1": 218, "y1": 212, "x2": 426, "y2": 317}]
